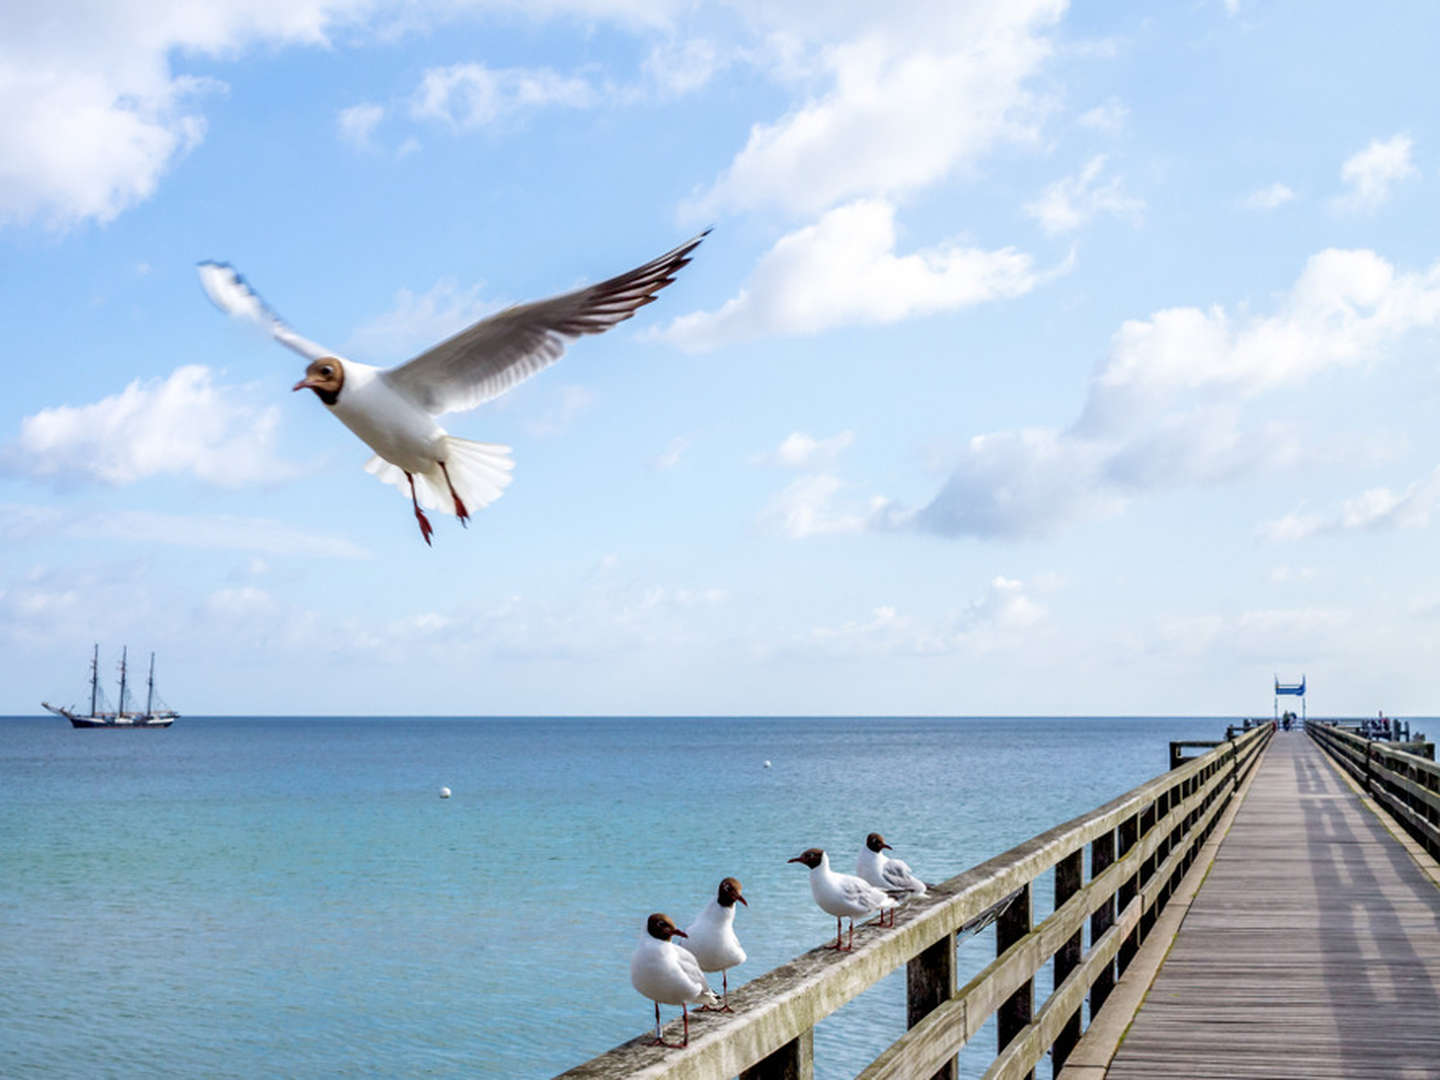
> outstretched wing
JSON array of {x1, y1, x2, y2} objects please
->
[
  {"x1": 197, "y1": 261, "x2": 335, "y2": 363},
  {"x1": 383, "y1": 230, "x2": 709, "y2": 416}
]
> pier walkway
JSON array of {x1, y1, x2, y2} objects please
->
[{"x1": 1098, "y1": 731, "x2": 1440, "y2": 1079}]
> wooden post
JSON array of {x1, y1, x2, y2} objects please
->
[
  {"x1": 997, "y1": 882, "x2": 1033, "y2": 1080},
  {"x1": 1052, "y1": 848, "x2": 1084, "y2": 1070},
  {"x1": 1089, "y1": 828, "x2": 1116, "y2": 1017},
  {"x1": 1116, "y1": 812, "x2": 1140, "y2": 974},
  {"x1": 739, "y1": 1029, "x2": 813, "y2": 1080},
  {"x1": 1138, "y1": 798, "x2": 1158, "y2": 939},
  {"x1": 907, "y1": 931, "x2": 956, "y2": 1080}
]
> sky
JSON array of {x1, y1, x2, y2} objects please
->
[{"x1": 3, "y1": 0, "x2": 1439, "y2": 717}]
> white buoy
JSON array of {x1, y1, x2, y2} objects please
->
[
  {"x1": 763, "y1": 760, "x2": 772, "y2": 769},
  {"x1": 439, "y1": 786, "x2": 452, "y2": 799}
]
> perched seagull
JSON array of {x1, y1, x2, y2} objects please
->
[
  {"x1": 197, "y1": 231, "x2": 708, "y2": 545},
  {"x1": 856, "y1": 832, "x2": 927, "y2": 927},
  {"x1": 788, "y1": 847, "x2": 897, "y2": 951},
  {"x1": 680, "y1": 877, "x2": 748, "y2": 1012},
  {"x1": 629, "y1": 912, "x2": 719, "y2": 1048}
]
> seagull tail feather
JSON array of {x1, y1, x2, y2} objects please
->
[{"x1": 364, "y1": 438, "x2": 514, "y2": 516}]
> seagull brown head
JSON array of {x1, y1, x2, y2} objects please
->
[
  {"x1": 866, "y1": 833, "x2": 892, "y2": 853},
  {"x1": 646, "y1": 912, "x2": 686, "y2": 941},
  {"x1": 717, "y1": 877, "x2": 748, "y2": 908},
  {"x1": 293, "y1": 357, "x2": 345, "y2": 406},
  {"x1": 787, "y1": 848, "x2": 824, "y2": 869}
]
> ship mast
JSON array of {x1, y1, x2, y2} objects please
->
[
  {"x1": 90, "y1": 643, "x2": 99, "y2": 716},
  {"x1": 118, "y1": 646, "x2": 128, "y2": 717},
  {"x1": 146, "y1": 652, "x2": 156, "y2": 717}
]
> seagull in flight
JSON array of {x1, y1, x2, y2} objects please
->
[{"x1": 197, "y1": 231, "x2": 708, "y2": 545}]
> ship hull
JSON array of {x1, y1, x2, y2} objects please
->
[{"x1": 43, "y1": 703, "x2": 177, "y2": 729}]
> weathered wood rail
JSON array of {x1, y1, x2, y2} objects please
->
[
  {"x1": 1307, "y1": 719, "x2": 1440, "y2": 861},
  {"x1": 559, "y1": 724, "x2": 1272, "y2": 1080}
]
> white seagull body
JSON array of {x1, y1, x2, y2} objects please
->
[
  {"x1": 630, "y1": 913, "x2": 719, "y2": 1047},
  {"x1": 789, "y1": 848, "x2": 896, "y2": 950},
  {"x1": 681, "y1": 877, "x2": 747, "y2": 1010},
  {"x1": 197, "y1": 231, "x2": 707, "y2": 544},
  {"x1": 857, "y1": 832, "x2": 926, "y2": 926}
]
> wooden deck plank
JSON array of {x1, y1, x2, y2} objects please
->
[{"x1": 1105, "y1": 731, "x2": 1440, "y2": 1079}]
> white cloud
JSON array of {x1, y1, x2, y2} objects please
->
[
  {"x1": 1333, "y1": 134, "x2": 1418, "y2": 213},
  {"x1": 1259, "y1": 466, "x2": 1440, "y2": 541},
  {"x1": 1076, "y1": 98, "x2": 1129, "y2": 134},
  {"x1": 658, "y1": 199, "x2": 1043, "y2": 350},
  {"x1": 1083, "y1": 249, "x2": 1440, "y2": 423},
  {"x1": 754, "y1": 430, "x2": 855, "y2": 468},
  {"x1": 338, "y1": 102, "x2": 384, "y2": 150},
  {"x1": 918, "y1": 249, "x2": 1440, "y2": 540},
  {"x1": 346, "y1": 279, "x2": 499, "y2": 362},
  {"x1": 804, "y1": 575, "x2": 1050, "y2": 657},
  {"x1": 1142, "y1": 607, "x2": 1349, "y2": 663},
  {"x1": 642, "y1": 37, "x2": 726, "y2": 95},
  {"x1": 410, "y1": 62, "x2": 597, "y2": 129},
  {"x1": 762, "y1": 474, "x2": 871, "y2": 539},
  {"x1": 0, "y1": 2, "x2": 381, "y2": 228},
  {"x1": 1024, "y1": 155, "x2": 1144, "y2": 234},
  {"x1": 5, "y1": 366, "x2": 296, "y2": 487},
  {"x1": 917, "y1": 428, "x2": 1122, "y2": 539},
  {"x1": 1244, "y1": 182, "x2": 1295, "y2": 210},
  {"x1": 0, "y1": 503, "x2": 370, "y2": 559},
  {"x1": 0, "y1": 0, "x2": 700, "y2": 228},
  {"x1": 685, "y1": 0, "x2": 1066, "y2": 218},
  {"x1": 656, "y1": 435, "x2": 690, "y2": 469}
]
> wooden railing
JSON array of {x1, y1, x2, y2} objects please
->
[
  {"x1": 558, "y1": 724, "x2": 1273, "y2": 1080},
  {"x1": 1307, "y1": 720, "x2": 1440, "y2": 861}
]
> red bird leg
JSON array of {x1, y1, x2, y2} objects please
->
[
  {"x1": 682, "y1": 1003, "x2": 690, "y2": 1047},
  {"x1": 648, "y1": 1008, "x2": 679, "y2": 1048},
  {"x1": 406, "y1": 472, "x2": 433, "y2": 546},
  {"x1": 438, "y1": 460, "x2": 470, "y2": 527},
  {"x1": 722, "y1": 970, "x2": 732, "y2": 1012},
  {"x1": 847, "y1": 918, "x2": 855, "y2": 950}
]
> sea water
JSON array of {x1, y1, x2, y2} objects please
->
[{"x1": 2, "y1": 715, "x2": 1231, "y2": 1078}]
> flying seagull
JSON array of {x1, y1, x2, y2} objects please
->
[{"x1": 197, "y1": 231, "x2": 708, "y2": 545}]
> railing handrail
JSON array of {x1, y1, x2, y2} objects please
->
[
  {"x1": 558, "y1": 723, "x2": 1273, "y2": 1080},
  {"x1": 1306, "y1": 719, "x2": 1440, "y2": 862}
]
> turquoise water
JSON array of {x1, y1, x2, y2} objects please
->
[{"x1": 2, "y1": 715, "x2": 1231, "y2": 1078}]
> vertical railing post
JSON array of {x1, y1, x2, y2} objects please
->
[
  {"x1": 1089, "y1": 828, "x2": 1117, "y2": 1018},
  {"x1": 1053, "y1": 848, "x2": 1084, "y2": 1070},
  {"x1": 1137, "y1": 799, "x2": 1158, "y2": 939},
  {"x1": 1116, "y1": 812, "x2": 1140, "y2": 974},
  {"x1": 739, "y1": 1029, "x2": 813, "y2": 1080},
  {"x1": 997, "y1": 882, "x2": 1033, "y2": 1080},
  {"x1": 906, "y1": 931, "x2": 956, "y2": 1080}
]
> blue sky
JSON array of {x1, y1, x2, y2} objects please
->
[{"x1": 3, "y1": 1, "x2": 1439, "y2": 717}]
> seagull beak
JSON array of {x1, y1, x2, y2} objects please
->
[
  {"x1": 736, "y1": 894, "x2": 748, "y2": 906},
  {"x1": 883, "y1": 843, "x2": 893, "y2": 851},
  {"x1": 292, "y1": 377, "x2": 315, "y2": 392},
  {"x1": 787, "y1": 856, "x2": 803, "y2": 864},
  {"x1": 670, "y1": 928, "x2": 688, "y2": 938}
]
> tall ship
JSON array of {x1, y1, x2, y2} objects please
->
[{"x1": 42, "y1": 645, "x2": 179, "y2": 728}]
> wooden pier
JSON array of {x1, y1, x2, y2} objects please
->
[
  {"x1": 1079, "y1": 727, "x2": 1440, "y2": 1079},
  {"x1": 557, "y1": 721, "x2": 1440, "y2": 1079}
]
